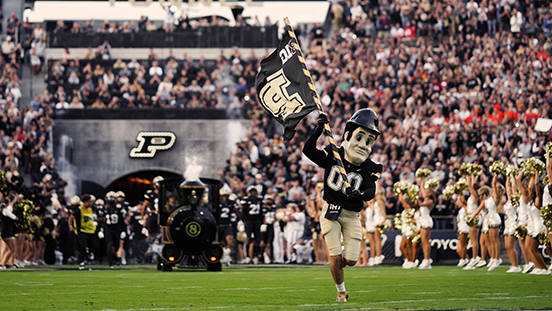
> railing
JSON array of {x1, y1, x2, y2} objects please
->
[
  {"x1": 52, "y1": 108, "x2": 246, "y2": 120},
  {"x1": 48, "y1": 26, "x2": 280, "y2": 48}
]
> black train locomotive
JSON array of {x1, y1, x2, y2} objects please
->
[{"x1": 157, "y1": 177, "x2": 223, "y2": 271}]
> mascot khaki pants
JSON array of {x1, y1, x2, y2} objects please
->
[{"x1": 320, "y1": 202, "x2": 362, "y2": 261}]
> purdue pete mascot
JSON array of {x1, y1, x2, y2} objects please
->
[{"x1": 303, "y1": 109, "x2": 382, "y2": 303}]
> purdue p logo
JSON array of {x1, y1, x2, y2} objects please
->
[
  {"x1": 130, "y1": 132, "x2": 176, "y2": 158},
  {"x1": 259, "y1": 69, "x2": 307, "y2": 121}
]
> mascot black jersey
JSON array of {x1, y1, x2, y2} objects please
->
[{"x1": 303, "y1": 125, "x2": 382, "y2": 212}]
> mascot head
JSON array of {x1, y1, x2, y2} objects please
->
[{"x1": 342, "y1": 108, "x2": 380, "y2": 166}]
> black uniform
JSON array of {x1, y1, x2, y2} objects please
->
[
  {"x1": 240, "y1": 195, "x2": 266, "y2": 244},
  {"x1": 218, "y1": 199, "x2": 238, "y2": 243},
  {"x1": 103, "y1": 205, "x2": 125, "y2": 247},
  {"x1": 303, "y1": 125, "x2": 382, "y2": 212}
]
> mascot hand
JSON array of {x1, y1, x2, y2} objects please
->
[
  {"x1": 345, "y1": 187, "x2": 363, "y2": 200},
  {"x1": 120, "y1": 231, "x2": 127, "y2": 239},
  {"x1": 318, "y1": 113, "x2": 329, "y2": 125}
]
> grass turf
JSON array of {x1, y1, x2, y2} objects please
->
[{"x1": 0, "y1": 264, "x2": 551, "y2": 310}]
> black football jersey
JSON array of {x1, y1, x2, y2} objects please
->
[
  {"x1": 303, "y1": 128, "x2": 382, "y2": 212},
  {"x1": 219, "y1": 200, "x2": 238, "y2": 226},
  {"x1": 240, "y1": 196, "x2": 266, "y2": 222},
  {"x1": 104, "y1": 207, "x2": 124, "y2": 231}
]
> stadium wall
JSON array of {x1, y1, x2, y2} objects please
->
[{"x1": 52, "y1": 116, "x2": 251, "y2": 197}]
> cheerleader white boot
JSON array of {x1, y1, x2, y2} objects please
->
[
  {"x1": 463, "y1": 256, "x2": 480, "y2": 270},
  {"x1": 418, "y1": 259, "x2": 432, "y2": 269},
  {"x1": 457, "y1": 258, "x2": 469, "y2": 267},
  {"x1": 506, "y1": 266, "x2": 522, "y2": 273},
  {"x1": 522, "y1": 262, "x2": 535, "y2": 274},
  {"x1": 367, "y1": 257, "x2": 375, "y2": 266}
]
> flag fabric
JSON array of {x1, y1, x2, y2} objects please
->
[{"x1": 255, "y1": 31, "x2": 317, "y2": 141}]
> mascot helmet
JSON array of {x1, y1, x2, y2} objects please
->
[{"x1": 343, "y1": 108, "x2": 380, "y2": 141}]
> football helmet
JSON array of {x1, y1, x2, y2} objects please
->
[
  {"x1": 116, "y1": 191, "x2": 125, "y2": 199},
  {"x1": 70, "y1": 195, "x2": 81, "y2": 206},
  {"x1": 153, "y1": 176, "x2": 164, "y2": 188},
  {"x1": 95, "y1": 199, "x2": 105, "y2": 207}
]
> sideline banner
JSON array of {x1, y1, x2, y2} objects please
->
[{"x1": 378, "y1": 231, "x2": 461, "y2": 263}]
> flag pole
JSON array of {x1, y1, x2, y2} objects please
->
[{"x1": 283, "y1": 17, "x2": 351, "y2": 189}]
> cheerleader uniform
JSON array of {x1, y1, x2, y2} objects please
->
[
  {"x1": 373, "y1": 201, "x2": 384, "y2": 226},
  {"x1": 503, "y1": 200, "x2": 517, "y2": 236},
  {"x1": 480, "y1": 204, "x2": 489, "y2": 234},
  {"x1": 518, "y1": 199, "x2": 529, "y2": 228},
  {"x1": 1, "y1": 204, "x2": 17, "y2": 240},
  {"x1": 365, "y1": 205, "x2": 375, "y2": 234},
  {"x1": 419, "y1": 205, "x2": 434, "y2": 229},
  {"x1": 484, "y1": 197, "x2": 502, "y2": 229},
  {"x1": 467, "y1": 196, "x2": 481, "y2": 227},
  {"x1": 544, "y1": 185, "x2": 552, "y2": 206},
  {"x1": 457, "y1": 207, "x2": 469, "y2": 235},
  {"x1": 401, "y1": 209, "x2": 414, "y2": 237},
  {"x1": 528, "y1": 202, "x2": 546, "y2": 238}
]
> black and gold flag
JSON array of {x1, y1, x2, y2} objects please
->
[{"x1": 256, "y1": 32, "x2": 317, "y2": 141}]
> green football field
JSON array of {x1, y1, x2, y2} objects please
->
[{"x1": 1, "y1": 264, "x2": 551, "y2": 310}]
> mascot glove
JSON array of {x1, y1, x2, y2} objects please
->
[
  {"x1": 141, "y1": 228, "x2": 149, "y2": 236},
  {"x1": 98, "y1": 230, "x2": 104, "y2": 239},
  {"x1": 318, "y1": 113, "x2": 329, "y2": 125},
  {"x1": 120, "y1": 231, "x2": 127, "y2": 239},
  {"x1": 345, "y1": 187, "x2": 364, "y2": 200}
]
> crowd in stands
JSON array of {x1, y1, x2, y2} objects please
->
[{"x1": 2, "y1": 0, "x2": 552, "y2": 268}]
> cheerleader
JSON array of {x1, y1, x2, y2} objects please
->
[
  {"x1": 415, "y1": 178, "x2": 435, "y2": 269},
  {"x1": 451, "y1": 193, "x2": 469, "y2": 267},
  {"x1": 371, "y1": 188, "x2": 386, "y2": 265},
  {"x1": 463, "y1": 174, "x2": 485, "y2": 270},
  {"x1": 364, "y1": 200, "x2": 377, "y2": 266},
  {"x1": 516, "y1": 171, "x2": 536, "y2": 273},
  {"x1": 545, "y1": 155, "x2": 552, "y2": 270},
  {"x1": 504, "y1": 175, "x2": 521, "y2": 273},
  {"x1": 1, "y1": 193, "x2": 19, "y2": 268},
  {"x1": 398, "y1": 193, "x2": 417, "y2": 269},
  {"x1": 529, "y1": 173, "x2": 550, "y2": 275},
  {"x1": 470, "y1": 175, "x2": 504, "y2": 271}
]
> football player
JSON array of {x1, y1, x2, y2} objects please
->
[
  {"x1": 240, "y1": 186, "x2": 266, "y2": 264},
  {"x1": 115, "y1": 191, "x2": 130, "y2": 264},
  {"x1": 303, "y1": 109, "x2": 382, "y2": 302},
  {"x1": 218, "y1": 186, "x2": 240, "y2": 264},
  {"x1": 103, "y1": 192, "x2": 125, "y2": 268},
  {"x1": 143, "y1": 176, "x2": 163, "y2": 246}
]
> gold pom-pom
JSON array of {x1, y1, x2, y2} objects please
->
[
  {"x1": 405, "y1": 208, "x2": 416, "y2": 226},
  {"x1": 424, "y1": 178, "x2": 440, "y2": 189},
  {"x1": 513, "y1": 224, "x2": 528, "y2": 239},
  {"x1": 13, "y1": 199, "x2": 35, "y2": 233},
  {"x1": 537, "y1": 230, "x2": 550, "y2": 246},
  {"x1": 544, "y1": 175, "x2": 550, "y2": 185},
  {"x1": 416, "y1": 168, "x2": 432, "y2": 179},
  {"x1": 393, "y1": 181, "x2": 409, "y2": 195},
  {"x1": 443, "y1": 185, "x2": 455, "y2": 200},
  {"x1": 521, "y1": 157, "x2": 546, "y2": 176},
  {"x1": 540, "y1": 203, "x2": 552, "y2": 230},
  {"x1": 408, "y1": 228, "x2": 421, "y2": 243},
  {"x1": 510, "y1": 192, "x2": 521, "y2": 208},
  {"x1": 407, "y1": 184, "x2": 420, "y2": 202},
  {"x1": 468, "y1": 163, "x2": 482, "y2": 176},
  {"x1": 506, "y1": 165, "x2": 520, "y2": 178},
  {"x1": 458, "y1": 163, "x2": 470, "y2": 176},
  {"x1": 376, "y1": 219, "x2": 392, "y2": 233},
  {"x1": 489, "y1": 161, "x2": 506, "y2": 176},
  {"x1": 393, "y1": 213, "x2": 402, "y2": 231},
  {"x1": 454, "y1": 178, "x2": 468, "y2": 194},
  {"x1": 545, "y1": 142, "x2": 552, "y2": 159},
  {"x1": 465, "y1": 212, "x2": 479, "y2": 227}
]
